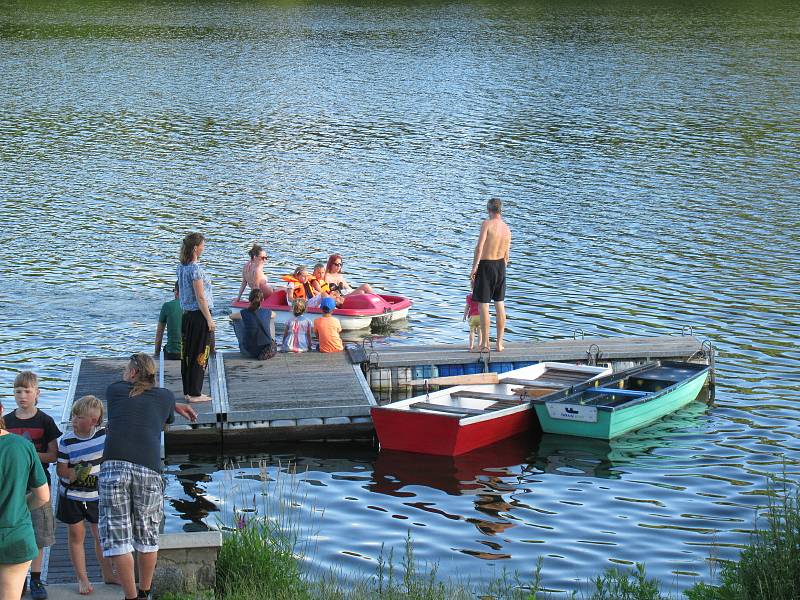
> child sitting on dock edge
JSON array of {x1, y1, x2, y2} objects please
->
[
  {"x1": 282, "y1": 299, "x2": 313, "y2": 353},
  {"x1": 314, "y1": 297, "x2": 343, "y2": 353}
]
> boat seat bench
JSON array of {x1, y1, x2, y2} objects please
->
[
  {"x1": 408, "y1": 402, "x2": 487, "y2": 416},
  {"x1": 450, "y1": 390, "x2": 526, "y2": 402},
  {"x1": 587, "y1": 387, "x2": 649, "y2": 398},
  {"x1": 501, "y1": 378, "x2": 572, "y2": 389}
]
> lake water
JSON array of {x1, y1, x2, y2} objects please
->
[{"x1": 1, "y1": 0, "x2": 799, "y2": 594}]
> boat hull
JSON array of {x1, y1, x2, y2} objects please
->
[
  {"x1": 372, "y1": 362, "x2": 611, "y2": 456},
  {"x1": 534, "y1": 368, "x2": 709, "y2": 440},
  {"x1": 371, "y1": 404, "x2": 534, "y2": 456}
]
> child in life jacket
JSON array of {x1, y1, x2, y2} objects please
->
[{"x1": 283, "y1": 266, "x2": 322, "y2": 307}]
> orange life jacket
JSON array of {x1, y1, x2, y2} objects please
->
[{"x1": 281, "y1": 275, "x2": 319, "y2": 301}]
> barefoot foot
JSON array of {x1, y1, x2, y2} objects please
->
[
  {"x1": 495, "y1": 344, "x2": 505, "y2": 352},
  {"x1": 187, "y1": 394, "x2": 212, "y2": 403},
  {"x1": 78, "y1": 579, "x2": 93, "y2": 595}
]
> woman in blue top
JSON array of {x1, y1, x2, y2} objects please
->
[
  {"x1": 232, "y1": 289, "x2": 277, "y2": 360},
  {"x1": 177, "y1": 232, "x2": 215, "y2": 403},
  {"x1": 0, "y1": 400, "x2": 50, "y2": 597}
]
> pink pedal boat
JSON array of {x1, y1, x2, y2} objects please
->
[{"x1": 231, "y1": 289, "x2": 412, "y2": 331}]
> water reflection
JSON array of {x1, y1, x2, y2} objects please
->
[
  {"x1": 370, "y1": 434, "x2": 533, "y2": 496},
  {"x1": 529, "y1": 398, "x2": 713, "y2": 479}
]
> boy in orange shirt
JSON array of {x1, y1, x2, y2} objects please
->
[{"x1": 313, "y1": 297, "x2": 343, "y2": 352}]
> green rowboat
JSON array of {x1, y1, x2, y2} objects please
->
[{"x1": 531, "y1": 361, "x2": 710, "y2": 440}]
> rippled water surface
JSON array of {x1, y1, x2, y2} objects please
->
[{"x1": 2, "y1": 0, "x2": 799, "y2": 593}]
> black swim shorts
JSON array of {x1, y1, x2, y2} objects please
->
[{"x1": 472, "y1": 259, "x2": 506, "y2": 303}]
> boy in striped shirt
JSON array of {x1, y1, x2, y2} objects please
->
[{"x1": 56, "y1": 395, "x2": 115, "y2": 594}]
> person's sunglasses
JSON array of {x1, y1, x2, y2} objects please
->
[
  {"x1": 334, "y1": 262, "x2": 343, "y2": 267},
  {"x1": 259, "y1": 255, "x2": 267, "y2": 260}
]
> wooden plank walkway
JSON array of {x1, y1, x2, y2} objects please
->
[
  {"x1": 62, "y1": 357, "x2": 222, "y2": 444},
  {"x1": 222, "y1": 351, "x2": 375, "y2": 442},
  {"x1": 61, "y1": 351, "x2": 378, "y2": 445},
  {"x1": 364, "y1": 336, "x2": 704, "y2": 368},
  {"x1": 45, "y1": 518, "x2": 102, "y2": 585}
]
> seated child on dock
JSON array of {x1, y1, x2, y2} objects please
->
[
  {"x1": 282, "y1": 298, "x2": 313, "y2": 353},
  {"x1": 313, "y1": 297, "x2": 343, "y2": 353},
  {"x1": 56, "y1": 395, "x2": 116, "y2": 594}
]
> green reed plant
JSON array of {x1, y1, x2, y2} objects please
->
[
  {"x1": 583, "y1": 563, "x2": 668, "y2": 600},
  {"x1": 214, "y1": 458, "x2": 319, "y2": 600},
  {"x1": 685, "y1": 477, "x2": 800, "y2": 600}
]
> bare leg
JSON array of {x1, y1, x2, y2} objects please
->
[
  {"x1": 111, "y1": 552, "x2": 137, "y2": 600},
  {"x1": 259, "y1": 282, "x2": 273, "y2": 297},
  {"x1": 347, "y1": 283, "x2": 374, "y2": 295},
  {"x1": 468, "y1": 326, "x2": 474, "y2": 351},
  {"x1": 137, "y1": 551, "x2": 158, "y2": 593},
  {"x1": 91, "y1": 523, "x2": 116, "y2": 584},
  {"x1": 68, "y1": 521, "x2": 93, "y2": 594},
  {"x1": 479, "y1": 302, "x2": 491, "y2": 351},
  {"x1": 0, "y1": 561, "x2": 32, "y2": 600},
  {"x1": 31, "y1": 547, "x2": 44, "y2": 573},
  {"x1": 495, "y1": 301, "x2": 506, "y2": 352}
]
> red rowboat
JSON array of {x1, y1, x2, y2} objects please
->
[{"x1": 371, "y1": 362, "x2": 611, "y2": 456}]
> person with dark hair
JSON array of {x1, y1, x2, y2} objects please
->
[
  {"x1": 236, "y1": 243, "x2": 273, "y2": 301},
  {"x1": 470, "y1": 198, "x2": 511, "y2": 352},
  {"x1": 99, "y1": 354, "x2": 196, "y2": 600},
  {"x1": 0, "y1": 400, "x2": 50, "y2": 599},
  {"x1": 177, "y1": 232, "x2": 214, "y2": 403},
  {"x1": 324, "y1": 253, "x2": 374, "y2": 296},
  {"x1": 231, "y1": 289, "x2": 277, "y2": 360},
  {"x1": 154, "y1": 282, "x2": 182, "y2": 360}
]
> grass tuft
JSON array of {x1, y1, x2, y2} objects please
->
[{"x1": 685, "y1": 477, "x2": 800, "y2": 600}]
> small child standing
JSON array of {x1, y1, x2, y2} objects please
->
[
  {"x1": 56, "y1": 395, "x2": 115, "y2": 595},
  {"x1": 4, "y1": 371, "x2": 61, "y2": 600},
  {"x1": 282, "y1": 298, "x2": 313, "y2": 352},
  {"x1": 313, "y1": 297, "x2": 343, "y2": 353},
  {"x1": 463, "y1": 292, "x2": 483, "y2": 351}
]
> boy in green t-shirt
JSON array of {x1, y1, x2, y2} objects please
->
[{"x1": 155, "y1": 282, "x2": 183, "y2": 360}]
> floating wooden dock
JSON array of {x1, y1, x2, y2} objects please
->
[
  {"x1": 61, "y1": 335, "x2": 711, "y2": 445},
  {"x1": 62, "y1": 351, "x2": 376, "y2": 446},
  {"x1": 361, "y1": 335, "x2": 710, "y2": 393}
]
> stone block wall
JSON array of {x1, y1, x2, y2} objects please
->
[{"x1": 153, "y1": 531, "x2": 222, "y2": 596}]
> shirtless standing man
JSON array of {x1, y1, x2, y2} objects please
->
[{"x1": 470, "y1": 198, "x2": 511, "y2": 352}]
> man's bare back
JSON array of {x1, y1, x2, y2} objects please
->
[
  {"x1": 478, "y1": 217, "x2": 511, "y2": 262},
  {"x1": 470, "y1": 198, "x2": 511, "y2": 353}
]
